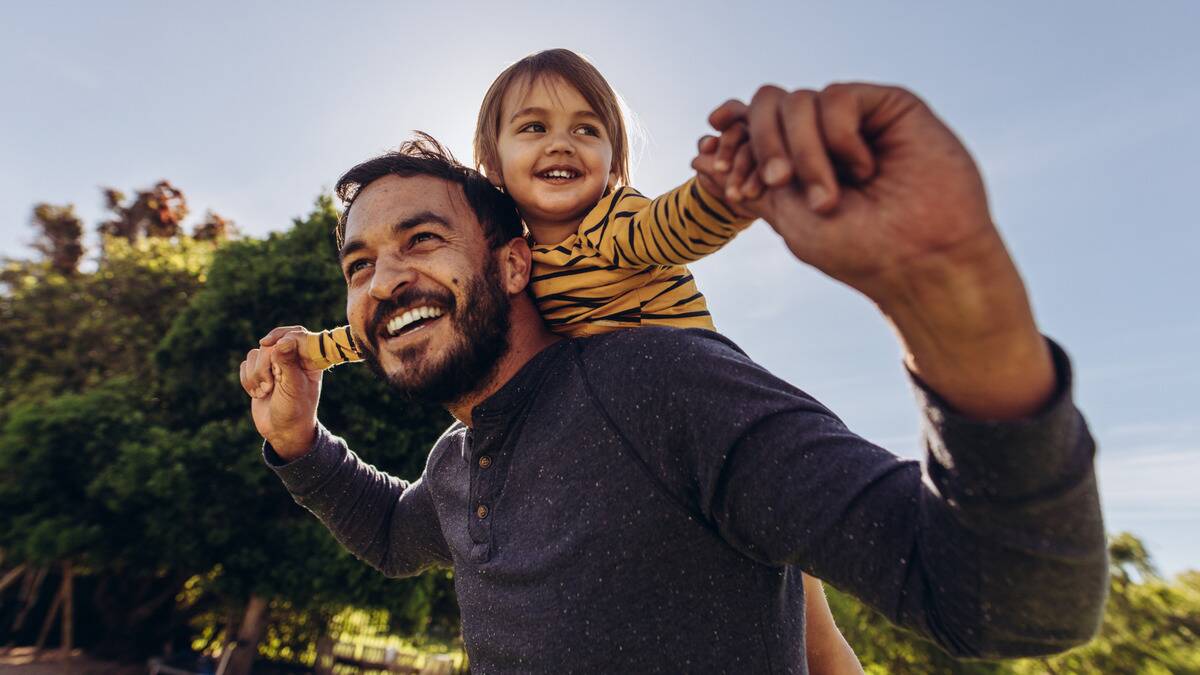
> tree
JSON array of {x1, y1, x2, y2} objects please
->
[
  {"x1": 98, "y1": 180, "x2": 188, "y2": 243},
  {"x1": 29, "y1": 203, "x2": 84, "y2": 275},
  {"x1": 0, "y1": 233, "x2": 213, "y2": 411},
  {"x1": 193, "y1": 211, "x2": 238, "y2": 242}
]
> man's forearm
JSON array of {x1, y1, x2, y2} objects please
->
[
  {"x1": 265, "y1": 424, "x2": 451, "y2": 577},
  {"x1": 872, "y1": 228, "x2": 1055, "y2": 421}
]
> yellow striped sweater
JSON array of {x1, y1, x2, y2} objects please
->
[{"x1": 302, "y1": 178, "x2": 751, "y2": 369}]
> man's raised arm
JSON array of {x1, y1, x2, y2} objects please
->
[{"x1": 687, "y1": 82, "x2": 1108, "y2": 655}]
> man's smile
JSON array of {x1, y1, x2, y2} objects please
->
[
  {"x1": 386, "y1": 305, "x2": 446, "y2": 336},
  {"x1": 379, "y1": 306, "x2": 448, "y2": 347}
]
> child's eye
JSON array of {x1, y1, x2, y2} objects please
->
[
  {"x1": 574, "y1": 125, "x2": 600, "y2": 137},
  {"x1": 519, "y1": 122, "x2": 546, "y2": 133}
]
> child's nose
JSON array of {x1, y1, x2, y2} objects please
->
[{"x1": 544, "y1": 129, "x2": 576, "y2": 154}]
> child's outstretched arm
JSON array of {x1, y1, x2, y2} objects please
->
[{"x1": 582, "y1": 134, "x2": 759, "y2": 268}]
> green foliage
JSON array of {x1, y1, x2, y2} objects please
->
[
  {"x1": 29, "y1": 203, "x2": 84, "y2": 274},
  {"x1": 0, "y1": 234, "x2": 212, "y2": 410},
  {"x1": 0, "y1": 190, "x2": 455, "y2": 656}
]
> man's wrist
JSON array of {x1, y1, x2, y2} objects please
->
[
  {"x1": 267, "y1": 423, "x2": 319, "y2": 462},
  {"x1": 870, "y1": 229, "x2": 1057, "y2": 420}
]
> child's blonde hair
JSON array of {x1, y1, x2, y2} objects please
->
[{"x1": 474, "y1": 49, "x2": 631, "y2": 187}]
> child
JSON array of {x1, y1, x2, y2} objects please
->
[
  {"x1": 286, "y1": 49, "x2": 862, "y2": 673},
  {"x1": 299, "y1": 48, "x2": 754, "y2": 365}
]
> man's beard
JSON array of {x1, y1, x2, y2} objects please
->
[{"x1": 359, "y1": 254, "x2": 511, "y2": 406}]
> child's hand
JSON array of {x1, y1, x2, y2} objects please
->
[
  {"x1": 249, "y1": 325, "x2": 331, "y2": 397},
  {"x1": 693, "y1": 123, "x2": 764, "y2": 219}
]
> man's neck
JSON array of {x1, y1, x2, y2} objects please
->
[{"x1": 447, "y1": 300, "x2": 560, "y2": 427}]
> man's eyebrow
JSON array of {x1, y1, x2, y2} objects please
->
[
  {"x1": 392, "y1": 211, "x2": 452, "y2": 236},
  {"x1": 509, "y1": 106, "x2": 602, "y2": 124},
  {"x1": 338, "y1": 211, "x2": 452, "y2": 263},
  {"x1": 338, "y1": 239, "x2": 366, "y2": 263}
]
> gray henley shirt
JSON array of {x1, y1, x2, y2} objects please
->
[{"x1": 267, "y1": 327, "x2": 1107, "y2": 673}]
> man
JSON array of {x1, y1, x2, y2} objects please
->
[{"x1": 241, "y1": 83, "x2": 1107, "y2": 673}]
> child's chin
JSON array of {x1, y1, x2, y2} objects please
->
[{"x1": 536, "y1": 193, "x2": 600, "y2": 217}]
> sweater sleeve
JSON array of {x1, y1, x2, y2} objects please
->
[
  {"x1": 581, "y1": 329, "x2": 1107, "y2": 659},
  {"x1": 582, "y1": 179, "x2": 753, "y2": 267},
  {"x1": 264, "y1": 423, "x2": 453, "y2": 577}
]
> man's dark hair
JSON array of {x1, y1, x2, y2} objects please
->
[{"x1": 334, "y1": 132, "x2": 525, "y2": 249}]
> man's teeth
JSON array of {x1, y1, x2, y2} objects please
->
[
  {"x1": 386, "y1": 306, "x2": 445, "y2": 336},
  {"x1": 541, "y1": 169, "x2": 578, "y2": 179}
]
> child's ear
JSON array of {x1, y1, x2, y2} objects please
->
[
  {"x1": 607, "y1": 170, "x2": 618, "y2": 191},
  {"x1": 485, "y1": 163, "x2": 505, "y2": 190}
]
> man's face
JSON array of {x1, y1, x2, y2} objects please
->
[{"x1": 339, "y1": 174, "x2": 511, "y2": 404}]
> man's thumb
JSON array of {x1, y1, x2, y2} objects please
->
[{"x1": 276, "y1": 336, "x2": 300, "y2": 363}]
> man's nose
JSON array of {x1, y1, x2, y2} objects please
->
[{"x1": 368, "y1": 255, "x2": 418, "y2": 301}]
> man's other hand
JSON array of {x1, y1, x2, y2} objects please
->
[
  {"x1": 707, "y1": 83, "x2": 1055, "y2": 420},
  {"x1": 239, "y1": 325, "x2": 322, "y2": 460},
  {"x1": 706, "y1": 83, "x2": 1000, "y2": 302}
]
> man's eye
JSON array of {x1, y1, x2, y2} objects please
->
[
  {"x1": 411, "y1": 232, "x2": 441, "y2": 246},
  {"x1": 520, "y1": 122, "x2": 546, "y2": 133},
  {"x1": 346, "y1": 259, "x2": 371, "y2": 276}
]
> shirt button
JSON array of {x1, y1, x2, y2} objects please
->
[
  {"x1": 478, "y1": 455, "x2": 492, "y2": 469},
  {"x1": 476, "y1": 504, "x2": 489, "y2": 519}
]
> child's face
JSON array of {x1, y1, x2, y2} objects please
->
[{"x1": 492, "y1": 76, "x2": 616, "y2": 232}]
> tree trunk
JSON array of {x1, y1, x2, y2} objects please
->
[
  {"x1": 60, "y1": 562, "x2": 74, "y2": 654},
  {"x1": 313, "y1": 633, "x2": 335, "y2": 675},
  {"x1": 0, "y1": 563, "x2": 27, "y2": 595},
  {"x1": 12, "y1": 566, "x2": 49, "y2": 632},
  {"x1": 34, "y1": 578, "x2": 64, "y2": 651},
  {"x1": 222, "y1": 594, "x2": 269, "y2": 675}
]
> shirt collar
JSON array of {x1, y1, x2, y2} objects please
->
[{"x1": 470, "y1": 339, "x2": 571, "y2": 424}]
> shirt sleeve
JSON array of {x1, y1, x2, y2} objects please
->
[
  {"x1": 581, "y1": 178, "x2": 753, "y2": 267},
  {"x1": 264, "y1": 423, "x2": 453, "y2": 577},
  {"x1": 581, "y1": 329, "x2": 1107, "y2": 659}
]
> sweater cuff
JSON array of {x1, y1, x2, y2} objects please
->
[
  {"x1": 263, "y1": 423, "x2": 348, "y2": 497},
  {"x1": 915, "y1": 338, "x2": 1095, "y2": 502}
]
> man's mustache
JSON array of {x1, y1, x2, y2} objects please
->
[{"x1": 365, "y1": 288, "x2": 457, "y2": 350}]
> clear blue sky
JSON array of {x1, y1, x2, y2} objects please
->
[{"x1": 1, "y1": 1, "x2": 1197, "y2": 573}]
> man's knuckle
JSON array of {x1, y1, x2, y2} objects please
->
[
  {"x1": 751, "y1": 84, "x2": 785, "y2": 104},
  {"x1": 784, "y1": 89, "x2": 817, "y2": 107},
  {"x1": 820, "y1": 83, "x2": 854, "y2": 109}
]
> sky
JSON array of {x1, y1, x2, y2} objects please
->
[{"x1": 1, "y1": 1, "x2": 1197, "y2": 573}]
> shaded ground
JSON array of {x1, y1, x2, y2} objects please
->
[{"x1": 0, "y1": 648, "x2": 142, "y2": 675}]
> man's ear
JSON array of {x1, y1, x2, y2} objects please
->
[{"x1": 498, "y1": 236, "x2": 532, "y2": 295}]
